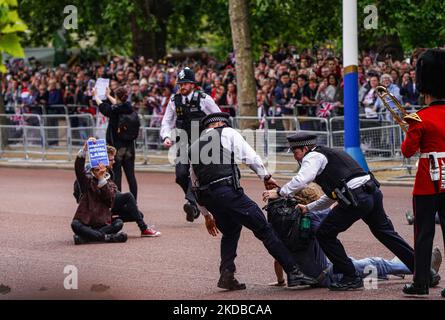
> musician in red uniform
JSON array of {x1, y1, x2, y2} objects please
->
[{"x1": 401, "y1": 48, "x2": 445, "y2": 297}]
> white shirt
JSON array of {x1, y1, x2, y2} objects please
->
[
  {"x1": 190, "y1": 126, "x2": 270, "y2": 216},
  {"x1": 279, "y1": 149, "x2": 370, "y2": 211},
  {"x1": 160, "y1": 91, "x2": 221, "y2": 140}
]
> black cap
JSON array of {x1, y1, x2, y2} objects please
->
[
  {"x1": 287, "y1": 132, "x2": 317, "y2": 149},
  {"x1": 201, "y1": 112, "x2": 231, "y2": 127},
  {"x1": 416, "y1": 48, "x2": 445, "y2": 99},
  {"x1": 177, "y1": 67, "x2": 196, "y2": 84}
]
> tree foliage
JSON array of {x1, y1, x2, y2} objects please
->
[
  {"x1": 0, "y1": 0, "x2": 27, "y2": 73},
  {"x1": 17, "y1": 0, "x2": 445, "y2": 60}
]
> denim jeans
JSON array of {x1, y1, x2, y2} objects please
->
[
  {"x1": 328, "y1": 256, "x2": 411, "y2": 285},
  {"x1": 352, "y1": 257, "x2": 411, "y2": 279}
]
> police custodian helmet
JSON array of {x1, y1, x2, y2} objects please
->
[
  {"x1": 177, "y1": 67, "x2": 196, "y2": 84},
  {"x1": 416, "y1": 48, "x2": 445, "y2": 99}
]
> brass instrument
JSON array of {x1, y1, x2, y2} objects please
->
[{"x1": 375, "y1": 85, "x2": 409, "y2": 133}]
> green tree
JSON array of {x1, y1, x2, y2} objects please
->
[
  {"x1": 0, "y1": 0, "x2": 28, "y2": 147},
  {"x1": 17, "y1": 0, "x2": 445, "y2": 61}
]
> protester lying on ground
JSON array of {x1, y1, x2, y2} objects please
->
[
  {"x1": 71, "y1": 138, "x2": 128, "y2": 245},
  {"x1": 265, "y1": 183, "x2": 442, "y2": 288}
]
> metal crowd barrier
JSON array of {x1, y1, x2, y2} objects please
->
[{"x1": 0, "y1": 111, "x2": 407, "y2": 165}]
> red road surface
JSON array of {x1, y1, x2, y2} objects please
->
[{"x1": 0, "y1": 167, "x2": 443, "y2": 300}]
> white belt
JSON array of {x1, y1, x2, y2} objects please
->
[{"x1": 420, "y1": 152, "x2": 445, "y2": 159}]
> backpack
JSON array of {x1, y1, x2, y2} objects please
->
[
  {"x1": 116, "y1": 111, "x2": 140, "y2": 141},
  {"x1": 263, "y1": 197, "x2": 313, "y2": 252}
]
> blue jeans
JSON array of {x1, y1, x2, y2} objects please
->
[
  {"x1": 352, "y1": 257, "x2": 411, "y2": 279},
  {"x1": 327, "y1": 256, "x2": 411, "y2": 285}
]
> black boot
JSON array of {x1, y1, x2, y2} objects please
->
[
  {"x1": 183, "y1": 202, "x2": 199, "y2": 222},
  {"x1": 429, "y1": 269, "x2": 441, "y2": 287},
  {"x1": 329, "y1": 274, "x2": 364, "y2": 291},
  {"x1": 287, "y1": 266, "x2": 318, "y2": 287},
  {"x1": 217, "y1": 269, "x2": 246, "y2": 291},
  {"x1": 104, "y1": 232, "x2": 128, "y2": 243},
  {"x1": 403, "y1": 283, "x2": 429, "y2": 295},
  {"x1": 73, "y1": 235, "x2": 89, "y2": 245}
]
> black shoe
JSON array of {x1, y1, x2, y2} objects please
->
[
  {"x1": 105, "y1": 232, "x2": 128, "y2": 243},
  {"x1": 403, "y1": 283, "x2": 429, "y2": 295},
  {"x1": 73, "y1": 235, "x2": 89, "y2": 245},
  {"x1": 441, "y1": 288, "x2": 445, "y2": 298},
  {"x1": 287, "y1": 267, "x2": 318, "y2": 287},
  {"x1": 329, "y1": 275, "x2": 364, "y2": 291},
  {"x1": 430, "y1": 269, "x2": 441, "y2": 287},
  {"x1": 183, "y1": 202, "x2": 199, "y2": 222},
  {"x1": 217, "y1": 270, "x2": 246, "y2": 291}
]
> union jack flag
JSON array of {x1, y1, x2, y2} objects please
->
[{"x1": 316, "y1": 102, "x2": 336, "y2": 118}]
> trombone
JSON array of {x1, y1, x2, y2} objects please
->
[{"x1": 375, "y1": 86, "x2": 409, "y2": 133}]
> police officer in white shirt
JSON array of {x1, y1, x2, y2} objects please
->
[
  {"x1": 262, "y1": 132, "x2": 416, "y2": 291},
  {"x1": 160, "y1": 67, "x2": 220, "y2": 222},
  {"x1": 190, "y1": 113, "x2": 317, "y2": 290}
]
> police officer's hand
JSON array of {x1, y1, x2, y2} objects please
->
[
  {"x1": 297, "y1": 204, "x2": 309, "y2": 215},
  {"x1": 264, "y1": 176, "x2": 279, "y2": 190},
  {"x1": 204, "y1": 215, "x2": 219, "y2": 237},
  {"x1": 163, "y1": 138, "x2": 173, "y2": 148},
  {"x1": 262, "y1": 189, "x2": 279, "y2": 202}
]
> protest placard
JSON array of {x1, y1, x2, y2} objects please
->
[
  {"x1": 95, "y1": 78, "x2": 110, "y2": 100},
  {"x1": 87, "y1": 139, "x2": 109, "y2": 168}
]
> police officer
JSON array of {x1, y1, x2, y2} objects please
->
[
  {"x1": 190, "y1": 112, "x2": 317, "y2": 290},
  {"x1": 262, "y1": 132, "x2": 418, "y2": 291},
  {"x1": 160, "y1": 67, "x2": 221, "y2": 222},
  {"x1": 401, "y1": 48, "x2": 445, "y2": 297}
]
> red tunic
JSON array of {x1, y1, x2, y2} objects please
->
[{"x1": 401, "y1": 102, "x2": 445, "y2": 195}]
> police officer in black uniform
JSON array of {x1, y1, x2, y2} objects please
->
[
  {"x1": 263, "y1": 132, "x2": 422, "y2": 291},
  {"x1": 190, "y1": 112, "x2": 317, "y2": 290},
  {"x1": 160, "y1": 68, "x2": 221, "y2": 222}
]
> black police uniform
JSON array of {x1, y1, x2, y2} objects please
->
[
  {"x1": 161, "y1": 68, "x2": 220, "y2": 222},
  {"x1": 173, "y1": 89, "x2": 207, "y2": 215},
  {"x1": 190, "y1": 112, "x2": 317, "y2": 289},
  {"x1": 282, "y1": 132, "x2": 415, "y2": 290}
]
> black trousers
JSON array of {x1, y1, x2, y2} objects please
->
[
  {"x1": 175, "y1": 162, "x2": 197, "y2": 205},
  {"x1": 316, "y1": 188, "x2": 415, "y2": 277},
  {"x1": 111, "y1": 192, "x2": 147, "y2": 231},
  {"x1": 71, "y1": 219, "x2": 123, "y2": 241},
  {"x1": 113, "y1": 146, "x2": 138, "y2": 201},
  {"x1": 413, "y1": 193, "x2": 445, "y2": 285},
  {"x1": 202, "y1": 186, "x2": 298, "y2": 275}
]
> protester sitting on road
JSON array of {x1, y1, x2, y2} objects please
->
[
  {"x1": 73, "y1": 141, "x2": 161, "y2": 238},
  {"x1": 71, "y1": 138, "x2": 128, "y2": 245},
  {"x1": 266, "y1": 183, "x2": 442, "y2": 288}
]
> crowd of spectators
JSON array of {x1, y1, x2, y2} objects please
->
[{"x1": 2, "y1": 44, "x2": 424, "y2": 135}]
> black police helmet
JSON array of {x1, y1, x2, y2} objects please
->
[{"x1": 177, "y1": 67, "x2": 196, "y2": 84}]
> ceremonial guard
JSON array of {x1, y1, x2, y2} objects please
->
[{"x1": 401, "y1": 48, "x2": 445, "y2": 297}]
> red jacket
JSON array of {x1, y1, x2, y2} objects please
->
[{"x1": 401, "y1": 102, "x2": 445, "y2": 195}]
